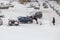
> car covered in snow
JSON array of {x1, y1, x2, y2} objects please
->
[
  {"x1": 18, "y1": 17, "x2": 33, "y2": 23},
  {"x1": 8, "y1": 19, "x2": 19, "y2": 26},
  {"x1": 0, "y1": 3, "x2": 9, "y2": 9}
]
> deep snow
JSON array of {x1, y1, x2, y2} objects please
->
[{"x1": 0, "y1": 0, "x2": 60, "y2": 40}]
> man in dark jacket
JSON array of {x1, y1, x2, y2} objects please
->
[{"x1": 52, "y1": 17, "x2": 55, "y2": 25}]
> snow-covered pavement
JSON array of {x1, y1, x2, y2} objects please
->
[{"x1": 0, "y1": 1, "x2": 60, "y2": 40}]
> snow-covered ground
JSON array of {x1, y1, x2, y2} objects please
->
[{"x1": 0, "y1": 0, "x2": 60, "y2": 40}]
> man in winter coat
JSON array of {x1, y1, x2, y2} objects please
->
[{"x1": 52, "y1": 17, "x2": 55, "y2": 25}]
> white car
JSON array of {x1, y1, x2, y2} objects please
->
[
  {"x1": 0, "y1": 3, "x2": 9, "y2": 9},
  {"x1": 8, "y1": 19, "x2": 19, "y2": 26}
]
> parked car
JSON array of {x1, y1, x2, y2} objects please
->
[
  {"x1": 0, "y1": 3, "x2": 9, "y2": 9},
  {"x1": 8, "y1": 19, "x2": 19, "y2": 26},
  {"x1": 18, "y1": 17, "x2": 33, "y2": 23},
  {"x1": 0, "y1": 18, "x2": 3, "y2": 25}
]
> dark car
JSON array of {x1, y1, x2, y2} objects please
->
[
  {"x1": 18, "y1": 17, "x2": 33, "y2": 23},
  {"x1": 8, "y1": 19, "x2": 19, "y2": 26}
]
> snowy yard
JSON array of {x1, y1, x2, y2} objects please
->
[{"x1": 0, "y1": 0, "x2": 60, "y2": 40}]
